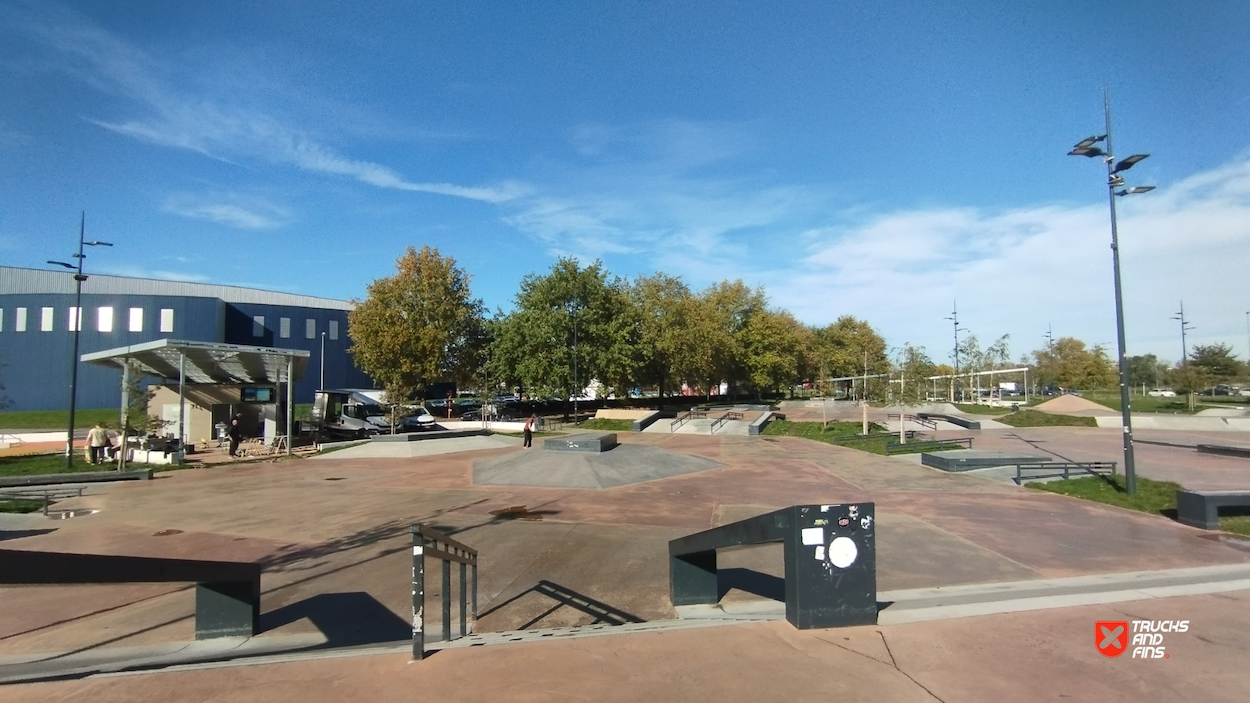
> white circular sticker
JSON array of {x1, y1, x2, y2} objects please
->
[{"x1": 827, "y1": 537, "x2": 858, "y2": 569}]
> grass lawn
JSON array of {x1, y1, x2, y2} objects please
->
[
  {"x1": 0, "y1": 499, "x2": 46, "y2": 514},
  {"x1": 0, "y1": 408, "x2": 122, "y2": 430},
  {"x1": 573, "y1": 418, "x2": 634, "y2": 432},
  {"x1": 1078, "y1": 391, "x2": 1200, "y2": 414},
  {"x1": 953, "y1": 403, "x2": 1012, "y2": 416},
  {"x1": 997, "y1": 410, "x2": 1098, "y2": 428},
  {"x1": 760, "y1": 420, "x2": 965, "y2": 455},
  {"x1": 0, "y1": 452, "x2": 166, "y2": 477},
  {"x1": 1027, "y1": 474, "x2": 1250, "y2": 537}
]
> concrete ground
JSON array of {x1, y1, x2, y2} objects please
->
[{"x1": 2, "y1": 424, "x2": 1250, "y2": 699}]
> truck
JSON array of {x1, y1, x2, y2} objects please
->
[
  {"x1": 309, "y1": 389, "x2": 394, "y2": 439},
  {"x1": 309, "y1": 389, "x2": 438, "y2": 439}
]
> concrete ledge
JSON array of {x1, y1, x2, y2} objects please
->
[
  {"x1": 917, "y1": 413, "x2": 981, "y2": 430},
  {"x1": 371, "y1": 429, "x2": 490, "y2": 443},
  {"x1": 748, "y1": 411, "x2": 784, "y2": 436},
  {"x1": 632, "y1": 410, "x2": 675, "y2": 432},
  {"x1": 0, "y1": 469, "x2": 153, "y2": 488},
  {"x1": 921, "y1": 451, "x2": 1050, "y2": 472},
  {"x1": 543, "y1": 432, "x2": 618, "y2": 453},
  {"x1": 1196, "y1": 443, "x2": 1250, "y2": 458}
]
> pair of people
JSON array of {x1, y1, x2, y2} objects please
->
[{"x1": 86, "y1": 422, "x2": 112, "y2": 464}]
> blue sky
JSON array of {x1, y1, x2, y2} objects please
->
[{"x1": 2, "y1": 0, "x2": 1249, "y2": 367}]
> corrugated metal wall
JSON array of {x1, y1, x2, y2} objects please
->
[{"x1": 0, "y1": 290, "x2": 372, "y2": 412}]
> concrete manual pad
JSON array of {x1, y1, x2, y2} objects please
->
[
  {"x1": 543, "y1": 432, "x2": 618, "y2": 453},
  {"x1": 921, "y1": 450, "x2": 1052, "y2": 471},
  {"x1": 473, "y1": 443, "x2": 724, "y2": 489},
  {"x1": 309, "y1": 434, "x2": 521, "y2": 459}
]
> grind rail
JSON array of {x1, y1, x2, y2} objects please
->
[
  {"x1": 670, "y1": 409, "x2": 708, "y2": 432},
  {"x1": 411, "y1": 524, "x2": 478, "y2": 660},
  {"x1": 709, "y1": 411, "x2": 744, "y2": 434}
]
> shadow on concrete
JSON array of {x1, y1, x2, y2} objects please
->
[
  {"x1": 0, "y1": 528, "x2": 56, "y2": 542},
  {"x1": 479, "y1": 580, "x2": 645, "y2": 629},
  {"x1": 261, "y1": 592, "x2": 410, "y2": 646},
  {"x1": 717, "y1": 567, "x2": 784, "y2": 602}
]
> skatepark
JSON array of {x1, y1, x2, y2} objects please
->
[{"x1": 2, "y1": 402, "x2": 1250, "y2": 702}]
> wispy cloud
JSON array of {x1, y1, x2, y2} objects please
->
[
  {"x1": 97, "y1": 265, "x2": 212, "y2": 283},
  {"x1": 163, "y1": 194, "x2": 291, "y2": 230},
  {"x1": 11, "y1": 3, "x2": 518, "y2": 204}
]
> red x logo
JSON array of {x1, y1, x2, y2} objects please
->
[{"x1": 1096, "y1": 621, "x2": 1129, "y2": 657}]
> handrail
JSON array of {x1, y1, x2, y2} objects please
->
[
  {"x1": 1013, "y1": 462, "x2": 1117, "y2": 485},
  {"x1": 411, "y1": 524, "x2": 478, "y2": 660},
  {"x1": 709, "y1": 411, "x2": 744, "y2": 434},
  {"x1": 669, "y1": 504, "x2": 877, "y2": 629},
  {"x1": 670, "y1": 409, "x2": 707, "y2": 432}
]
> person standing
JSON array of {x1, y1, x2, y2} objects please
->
[
  {"x1": 86, "y1": 422, "x2": 110, "y2": 464},
  {"x1": 523, "y1": 414, "x2": 536, "y2": 448},
  {"x1": 227, "y1": 414, "x2": 244, "y2": 457}
]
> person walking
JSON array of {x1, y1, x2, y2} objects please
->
[
  {"x1": 86, "y1": 422, "x2": 110, "y2": 464},
  {"x1": 523, "y1": 414, "x2": 536, "y2": 448},
  {"x1": 227, "y1": 414, "x2": 244, "y2": 457}
]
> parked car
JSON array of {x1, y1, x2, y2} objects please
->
[
  {"x1": 400, "y1": 406, "x2": 437, "y2": 431},
  {"x1": 1147, "y1": 389, "x2": 1177, "y2": 397}
]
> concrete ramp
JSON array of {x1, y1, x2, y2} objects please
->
[
  {"x1": 473, "y1": 443, "x2": 724, "y2": 489},
  {"x1": 310, "y1": 434, "x2": 521, "y2": 459}
]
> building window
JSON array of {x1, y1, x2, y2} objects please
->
[
  {"x1": 129, "y1": 308, "x2": 143, "y2": 332},
  {"x1": 0, "y1": 308, "x2": 3, "y2": 332},
  {"x1": 15, "y1": 307, "x2": 26, "y2": 332},
  {"x1": 160, "y1": 308, "x2": 174, "y2": 333},
  {"x1": 305, "y1": 319, "x2": 316, "y2": 339},
  {"x1": 67, "y1": 307, "x2": 82, "y2": 332},
  {"x1": 97, "y1": 307, "x2": 114, "y2": 332},
  {"x1": 41, "y1": 307, "x2": 55, "y2": 332},
  {"x1": 279, "y1": 317, "x2": 291, "y2": 339},
  {"x1": 329, "y1": 320, "x2": 339, "y2": 340},
  {"x1": 253, "y1": 316, "x2": 265, "y2": 337}
]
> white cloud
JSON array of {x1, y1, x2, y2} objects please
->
[
  {"x1": 16, "y1": 4, "x2": 516, "y2": 204},
  {"x1": 162, "y1": 195, "x2": 291, "y2": 230}
]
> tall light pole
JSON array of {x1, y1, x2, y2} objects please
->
[
  {"x1": 47, "y1": 212, "x2": 113, "y2": 469},
  {"x1": 1044, "y1": 324, "x2": 1055, "y2": 393},
  {"x1": 944, "y1": 301, "x2": 966, "y2": 402},
  {"x1": 1068, "y1": 90, "x2": 1154, "y2": 495},
  {"x1": 1171, "y1": 302, "x2": 1195, "y2": 366},
  {"x1": 565, "y1": 300, "x2": 583, "y2": 424}
]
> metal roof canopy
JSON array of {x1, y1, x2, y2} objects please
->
[
  {"x1": 81, "y1": 340, "x2": 308, "y2": 458},
  {"x1": 81, "y1": 339, "x2": 309, "y2": 384}
]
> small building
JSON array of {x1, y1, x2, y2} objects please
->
[{"x1": 0, "y1": 266, "x2": 373, "y2": 412}]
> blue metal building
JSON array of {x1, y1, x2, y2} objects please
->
[{"x1": 0, "y1": 266, "x2": 373, "y2": 411}]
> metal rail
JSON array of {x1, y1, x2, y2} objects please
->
[
  {"x1": 670, "y1": 409, "x2": 707, "y2": 432},
  {"x1": 709, "y1": 411, "x2": 743, "y2": 434},
  {"x1": 884, "y1": 437, "x2": 973, "y2": 455},
  {"x1": 1014, "y1": 462, "x2": 1117, "y2": 485},
  {"x1": 411, "y1": 524, "x2": 478, "y2": 660},
  {"x1": 0, "y1": 486, "x2": 86, "y2": 515}
]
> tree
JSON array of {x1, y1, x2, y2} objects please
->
[
  {"x1": 1029, "y1": 337, "x2": 1116, "y2": 390},
  {"x1": 739, "y1": 309, "x2": 809, "y2": 398},
  {"x1": 813, "y1": 316, "x2": 889, "y2": 397},
  {"x1": 690, "y1": 280, "x2": 767, "y2": 398},
  {"x1": 348, "y1": 246, "x2": 486, "y2": 403},
  {"x1": 629, "y1": 273, "x2": 700, "y2": 399},
  {"x1": 1189, "y1": 343, "x2": 1242, "y2": 382},
  {"x1": 894, "y1": 343, "x2": 937, "y2": 404},
  {"x1": 1127, "y1": 354, "x2": 1169, "y2": 389},
  {"x1": 491, "y1": 258, "x2": 639, "y2": 398}
]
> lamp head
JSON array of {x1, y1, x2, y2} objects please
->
[
  {"x1": 1115, "y1": 186, "x2": 1155, "y2": 196},
  {"x1": 47, "y1": 260, "x2": 75, "y2": 269},
  {"x1": 1068, "y1": 146, "x2": 1106, "y2": 158},
  {"x1": 1111, "y1": 154, "x2": 1149, "y2": 174},
  {"x1": 85, "y1": 240, "x2": 113, "y2": 247}
]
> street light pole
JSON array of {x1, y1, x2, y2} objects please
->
[
  {"x1": 945, "y1": 301, "x2": 964, "y2": 402},
  {"x1": 1068, "y1": 90, "x2": 1154, "y2": 495},
  {"x1": 1172, "y1": 302, "x2": 1195, "y2": 366},
  {"x1": 47, "y1": 212, "x2": 113, "y2": 469}
]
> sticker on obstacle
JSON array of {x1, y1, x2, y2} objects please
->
[
  {"x1": 827, "y1": 537, "x2": 858, "y2": 568},
  {"x1": 814, "y1": 545, "x2": 825, "y2": 561},
  {"x1": 848, "y1": 506, "x2": 859, "y2": 519},
  {"x1": 838, "y1": 516, "x2": 850, "y2": 527},
  {"x1": 861, "y1": 516, "x2": 873, "y2": 530},
  {"x1": 801, "y1": 527, "x2": 824, "y2": 545}
]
